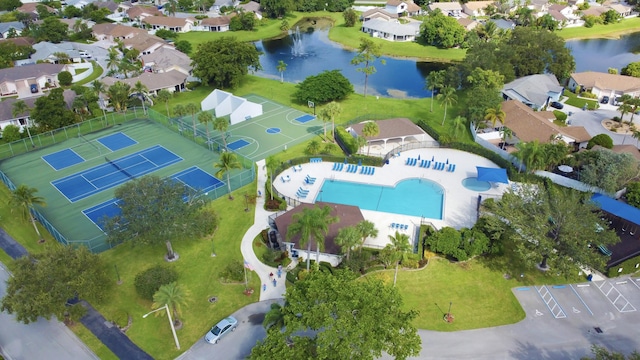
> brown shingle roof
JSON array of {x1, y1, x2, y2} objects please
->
[
  {"x1": 571, "y1": 71, "x2": 640, "y2": 93},
  {"x1": 362, "y1": 8, "x2": 398, "y2": 19},
  {"x1": 274, "y1": 202, "x2": 365, "y2": 256},
  {"x1": 102, "y1": 70, "x2": 186, "y2": 92},
  {"x1": 0, "y1": 63, "x2": 63, "y2": 83},
  {"x1": 127, "y1": 5, "x2": 163, "y2": 18},
  {"x1": 349, "y1": 118, "x2": 425, "y2": 141},
  {"x1": 93, "y1": 23, "x2": 146, "y2": 38},
  {"x1": 143, "y1": 15, "x2": 194, "y2": 27},
  {"x1": 17, "y1": 3, "x2": 55, "y2": 13},
  {"x1": 502, "y1": 100, "x2": 590, "y2": 143},
  {"x1": 123, "y1": 33, "x2": 165, "y2": 52},
  {"x1": 201, "y1": 16, "x2": 232, "y2": 26},
  {"x1": 0, "y1": 37, "x2": 35, "y2": 47},
  {"x1": 610, "y1": 145, "x2": 640, "y2": 161},
  {"x1": 463, "y1": 0, "x2": 494, "y2": 11}
]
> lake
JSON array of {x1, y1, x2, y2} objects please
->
[{"x1": 567, "y1": 32, "x2": 640, "y2": 73}]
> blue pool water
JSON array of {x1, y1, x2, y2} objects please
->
[
  {"x1": 318, "y1": 178, "x2": 443, "y2": 219},
  {"x1": 462, "y1": 177, "x2": 491, "y2": 192}
]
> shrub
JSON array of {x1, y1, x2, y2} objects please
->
[
  {"x1": 587, "y1": 133, "x2": 613, "y2": 149},
  {"x1": 134, "y1": 265, "x2": 178, "y2": 300},
  {"x1": 335, "y1": 127, "x2": 358, "y2": 154},
  {"x1": 580, "y1": 91, "x2": 597, "y2": 99},
  {"x1": 1, "y1": 124, "x2": 21, "y2": 142},
  {"x1": 402, "y1": 258, "x2": 420, "y2": 269},
  {"x1": 58, "y1": 71, "x2": 73, "y2": 86},
  {"x1": 553, "y1": 110, "x2": 567, "y2": 122},
  {"x1": 625, "y1": 181, "x2": 640, "y2": 208},
  {"x1": 220, "y1": 260, "x2": 244, "y2": 283}
]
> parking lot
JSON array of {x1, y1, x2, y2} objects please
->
[{"x1": 513, "y1": 277, "x2": 640, "y2": 328}]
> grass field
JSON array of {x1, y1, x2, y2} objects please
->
[{"x1": 558, "y1": 17, "x2": 640, "y2": 40}]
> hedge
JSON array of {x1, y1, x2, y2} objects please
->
[
  {"x1": 554, "y1": 110, "x2": 567, "y2": 122},
  {"x1": 335, "y1": 126, "x2": 358, "y2": 154},
  {"x1": 416, "y1": 119, "x2": 440, "y2": 141},
  {"x1": 606, "y1": 256, "x2": 640, "y2": 277}
]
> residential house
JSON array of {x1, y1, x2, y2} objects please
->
[
  {"x1": 143, "y1": 16, "x2": 196, "y2": 33},
  {"x1": 238, "y1": 1, "x2": 262, "y2": 20},
  {"x1": 502, "y1": 74, "x2": 564, "y2": 110},
  {"x1": 93, "y1": 23, "x2": 147, "y2": 42},
  {"x1": 608, "y1": 3, "x2": 634, "y2": 17},
  {"x1": 547, "y1": 4, "x2": 581, "y2": 26},
  {"x1": 0, "y1": 63, "x2": 69, "y2": 98},
  {"x1": 0, "y1": 22, "x2": 25, "y2": 39},
  {"x1": 457, "y1": 17, "x2": 479, "y2": 31},
  {"x1": 0, "y1": 90, "x2": 75, "y2": 132},
  {"x1": 361, "y1": 18, "x2": 422, "y2": 42},
  {"x1": 126, "y1": 5, "x2": 163, "y2": 22},
  {"x1": 59, "y1": 18, "x2": 95, "y2": 33},
  {"x1": 581, "y1": 6, "x2": 608, "y2": 17},
  {"x1": 462, "y1": 1, "x2": 494, "y2": 17},
  {"x1": 386, "y1": 0, "x2": 422, "y2": 16},
  {"x1": 102, "y1": 69, "x2": 187, "y2": 95},
  {"x1": 141, "y1": 47, "x2": 192, "y2": 75},
  {"x1": 0, "y1": 37, "x2": 35, "y2": 48},
  {"x1": 30, "y1": 41, "x2": 83, "y2": 64},
  {"x1": 501, "y1": 100, "x2": 591, "y2": 150},
  {"x1": 568, "y1": 71, "x2": 640, "y2": 101},
  {"x1": 65, "y1": 0, "x2": 92, "y2": 9},
  {"x1": 213, "y1": 0, "x2": 239, "y2": 13},
  {"x1": 123, "y1": 32, "x2": 169, "y2": 55},
  {"x1": 427, "y1": 2, "x2": 463, "y2": 17},
  {"x1": 347, "y1": 118, "x2": 430, "y2": 149},
  {"x1": 17, "y1": 3, "x2": 57, "y2": 19},
  {"x1": 199, "y1": 16, "x2": 232, "y2": 32},
  {"x1": 528, "y1": 0, "x2": 551, "y2": 16},
  {"x1": 490, "y1": 18, "x2": 516, "y2": 30},
  {"x1": 95, "y1": 0, "x2": 121, "y2": 13},
  {"x1": 361, "y1": 8, "x2": 398, "y2": 21}
]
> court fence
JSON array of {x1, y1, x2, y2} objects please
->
[{"x1": 0, "y1": 108, "x2": 256, "y2": 254}]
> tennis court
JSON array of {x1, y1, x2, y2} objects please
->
[
  {"x1": 52, "y1": 145, "x2": 182, "y2": 202},
  {"x1": 172, "y1": 94, "x2": 324, "y2": 161},
  {"x1": 0, "y1": 117, "x2": 254, "y2": 253}
]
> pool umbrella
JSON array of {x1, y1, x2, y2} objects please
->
[
  {"x1": 476, "y1": 167, "x2": 508, "y2": 184},
  {"x1": 432, "y1": 156, "x2": 435, "y2": 161},
  {"x1": 558, "y1": 165, "x2": 573, "y2": 173},
  {"x1": 418, "y1": 155, "x2": 420, "y2": 160}
]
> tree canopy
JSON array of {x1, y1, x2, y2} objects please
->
[
  {"x1": 576, "y1": 149, "x2": 639, "y2": 194},
  {"x1": 1, "y1": 246, "x2": 111, "y2": 324},
  {"x1": 30, "y1": 88, "x2": 75, "y2": 131},
  {"x1": 481, "y1": 182, "x2": 619, "y2": 276},
  {"x1": 104, "y1": 175, "x2": 217, "y2": 247},
  {"x1": 250, "y1": 270, "x2": 421, "y2": 360},
  {"x1": 191, "y1": 37, "x2": 262, "y2": 89},
  {"x1": 622, "y1": 62, "x2": 640, "y2": 77},
  {"x1": 261, "y1": 0, "x2": 294, "y2": 18},
  {"x1": 293, "y1": 70, "x2": 353, "y2": 104},
  {"x1": 419, "y1": 9, "x2": 466, "y2": 48}
]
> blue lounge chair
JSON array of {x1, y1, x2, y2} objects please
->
[
  {"x1": 360, "y1": 167, "x2": 366, "y2": 174},
  {"x1": 370, "y1": 168, "x2": 375, "y2": 175},
  {"x1": 296, "y1": 191, "x2": 307, "y2": 199},
  {"x1": 391, "y1": 223, "x2": 396, "y2": 228},
  {"x1": 406, "y1": 158, "x2": 411, "y2": 165}
]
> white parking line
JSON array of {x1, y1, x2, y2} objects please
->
[
  {"x1": 536, "y1": 285, "x2": 567, "y2": 319},
  {"x1": 570, "y1": 284, "x2": 594, "y2": 316},
  {"x1": 595, "y1": 281, "x2": 637, "y2": 313}
]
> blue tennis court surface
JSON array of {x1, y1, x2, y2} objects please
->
[
  {"x1": 295, "y1": 114, "x2": 315, "y2": 123},
  {"x1": 52, "y1": 145, "x2": 182, "y2": 202},
  {"x1": 98, "y1": 132, "x2": 137, "y2": 151},
  {"x1": 228, "y1": 139, "x2": 249, "y2": 151},
  {"x1": 172, "y1": 167, "x2": 224, "y2": 193},
  {"x1": 83, "y1": 167, "x2": 223, "y2": 230},
  {"x1": 42, "y1": 149, "x2": 84, "y2": 170}
]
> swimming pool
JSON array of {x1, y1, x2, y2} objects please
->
[
  {"x1": 317, "y1": 178, "x2": 443, "y2": 219},
  {"x1": 462, "y1": 177, "x2": 491, "y2": 192}
]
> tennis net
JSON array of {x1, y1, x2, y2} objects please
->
[
  {"x1": 104, "y1": 156, "x2": 135, "y2": 179},
  {"x1": 79, "y1": 133, "x2": 102, "y2": 155}
]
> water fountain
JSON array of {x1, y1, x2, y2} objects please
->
[{"x1": 290, "y1": 26, "x2": 305, "y2": 57}]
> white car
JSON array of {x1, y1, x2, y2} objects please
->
[{"x1": 204, "y1": 316, "x2": 237, "y2": 344}]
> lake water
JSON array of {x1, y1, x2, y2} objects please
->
[
  {"x1": 254, "y1": 26, "x2": 447, "y2": 98},
  {"x1": 254, "y1": 22, "x2": 640, "y2": 97}
]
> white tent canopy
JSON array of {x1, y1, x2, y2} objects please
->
[{"x1": 200, "y1": 89, "x2": 263, "y2": 125}]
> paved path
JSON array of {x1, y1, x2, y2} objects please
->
[{"x1": 0, "y1": 227, "x2": 152, "y2": 360}]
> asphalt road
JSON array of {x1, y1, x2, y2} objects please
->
[{"x1": 0, "y1": 264, "x2": 99, "y2": 360}]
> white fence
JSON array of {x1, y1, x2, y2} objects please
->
[{"x1": 71, "y1": 62, "x2": 95, "y2": 83}]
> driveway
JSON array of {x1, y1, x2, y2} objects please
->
[
  {"x1": 71, "y1": 42, "x2": 109, "y2": 80},
  {"x1": 0, "y1": 264, "x2": 99, "y2": 360},
  {"x1": 562, "y1": 103, "x2": 637, "y2": 146}
]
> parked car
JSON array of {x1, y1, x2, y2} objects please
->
[
  {"x1": 30, "y1": 84, "x2": 38, "y2": 93},
  {"x1": 549, "y1": 101, "x2": 564, "y2": 109},
  {"x1": 601, "y1": 96, "x2": 610, "y2": 104},
  {"x1": 614, "y1": 96, "x2": 622, "y2": 106},
  {"x1": 205, "y1": 316, "x2": 237, "y2": 344}
]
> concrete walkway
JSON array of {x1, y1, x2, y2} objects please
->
[{"x1": 241, "y1": 159, "x2": 287, "y2": 300}]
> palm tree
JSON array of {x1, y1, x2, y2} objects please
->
[
  {"x1": 214, "y1": 152, "x2": 241, "y2": 199},
  {"x1": 107, "y1": 81, "x2": 131, "y2": 113},
  {"x1": 287, "y1": 205, "x2": 336, "y2": 271},
  {"x1": 263, "y1": 303, "x2": 285, "y2": 331},
  {"x1": 185, "y1": 103, "x2": 199, "y2": 138},
  {"x1": 515, "y1": 140, "x2": 545, "y2": 173},
  {"x1": 387, "y1": 231, "x2": 411, "y2": 287},
  {"x1": 156, "y1": 89, "x2": 172, "y2": 118},
  {"x1": 355, "y1": 220, "x2": 378, "y2": 251},
  {"x1": 452, "y1": 116, "x2": 467, "y2": 139},
  {"x1": 484, "y1": 105, "x2": 506, "y2": 129},
  {"x1": 152, "y1": 282, "x2": 189, "y2": 326},
  {"x1": 351, "y1": 37, "x2": 385, "y2": 97},
  {"x1": 91, "y1": 80, "x2": 108, "y2": 125},
  {"x1": 500, "y1": 127, "x2": 513, "y2": 150},
  {"x1": 437, "y1": 86, "x2": 458, "y2": 126},
  {"x1": 318, "y1": 101, "x2": 341, "y2": 141},
  {"x1": 263, "y1": 155, "x2": 279, "y2": 201},
  {"x1": 106, "y1": 47, "x2": 119, "y2": 72},
  {"x1": 425, "y1": 70, "x2": 444, "y2": 112},
  {"x1": 11, "y1": 100, "x2": 34, "y2": 147},
  {"x1": 516, "y1": 7, "x2": 534, "y2": 26},
  {"x1": 362, "y1": 121, "x2": 379, "y2": 156},
  {"x1": 213, "y1": 117, "x2": 229, "y2": 150},
  {"x1": 633, "y1": 129, "x2": 640, "y2": 146},
  {"x1": 173, "y1": 104, "x2": 186, "y2": 119},
  {"x1": 276, "y1": 60, "x2": 287, "y2": 83},
  {"x1": 9, "y1": 184, "x2": 46, "y2": 239},
  {"x1": 355, "y1": 136, "x2": 367, "y2": 154},
  {"x1": 165, "y1": 0, "x2": 178, "y2": 16},
  {"x1": 197, "y1": 111, "x2": 214, "y2": 143},
  {"x1": 335, "y1": 226, "x2": 361, "y2": 260},
  {"x1": 132, "y1": 81, "x2": 149, "y2": 114},
  {"x1": 618, "y1": 102, "x2": 633, "y2": 122}
]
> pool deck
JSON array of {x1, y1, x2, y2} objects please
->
[{"x1": 274, "y1": 148, "x2": 510, "y2": 249}]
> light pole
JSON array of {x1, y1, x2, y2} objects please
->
[{"x1": 142, "y1": 304, "x2": 180, "y2": 350}]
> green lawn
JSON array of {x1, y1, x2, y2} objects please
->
[
  {"x1": 564, "y1": 91, "x2": 600, "y2": 110},
  {"x1": 74, "y1": 61, "x2": 104, "y2": 86},
  {"x1": 558, "y1": 17, "x2": 640, "y2": 40}
]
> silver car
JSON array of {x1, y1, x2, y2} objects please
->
[{"x1": 205, "y1": 316, "x2": 237, "y2": 344}]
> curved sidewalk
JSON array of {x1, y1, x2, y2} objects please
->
[{"x1": 241, "y1": 159, "x2": 286, "y2": 301}]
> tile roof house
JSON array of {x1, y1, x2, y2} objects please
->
[
  {"x1": 568, "y1": 71, "x2": 640, "y2": 101},
  {"x1": 199, "y1": 16, "x2": 232, "y2": 32},
  {"x1": 141, "y1": 47, "x2": 191, "y2": 75},
  {"x1": 95, "y1": 0, "x2": 120, "y2": 12},
  {"x1": 0, "y1": 37, "x2": 35, "y2": 47},
  {"x1": 143, "y1": 16, "x2": 196, "y2": 33},
  {"x1": 17, "y1": 3, "x2": 57, "y2": 18},
  {"x1": 361, "y1": 18, "x2": 422, "y2": 42},
  {"x1": 490, "y1": 18, "x2": 516, "y2": 30},
  {"x1": 102, "y1": 69, "x2": 187, "y2": 94},
  {"x1": 93, "y1": 23, "x2": 146, "y2": 42},
  {"x1": 608, "y1": 3, "x2": 634, "y2": 17},
  {"x1": 0, "y1": 22, "x2": 25, "y2": 39},
  {"x1": 361, "y1": 8, "x2": 398, "y2": 21},
  {"x1": 123, "y1": 32, "x2": 168, "y2": 55},
  {"x1": 462, "y1": 1, "x2": 494, "y2": 17},
  {"x1": 31, "y1": 41, "x2": 83, "y2": 64},
  {"x1": 457, "y1": 17, "x2": 478, "y2": 31},
  {"x1": 0, "y1": 63, "x2": 69, "y2": 98},
  {"x1": 238, "y1": 1, "x2": 262, "y2": 20},
  {"x1": 386, "y1": 0, "x2": 423, "y2": 16},
  {"x1": 0, "y1": 89, "x2": 75, "y2": 132},
  {"x1": 581, "y1": 6, "x2": 608, "y2": 17},
  {"x1": 502, "y1": 74, "x2": 564, "y2": 110},
  {"x1": 547, "y1": 4, "x2": 580, "y2": 26},
  {"x1": 428, "y1": 2, "x2": 463, "y2": 17},
  {"x1": 501, "y1": 100, "x2": 591, "y2": 149},
  {"x1": 126, "y1": 5, "x2": 163, "y2": 21},
  {"x1": 58, "y1": 18, "x2": 95, "y2": 33}
]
